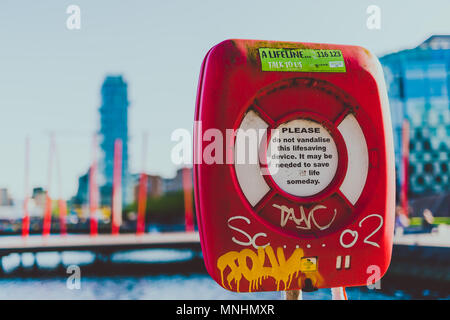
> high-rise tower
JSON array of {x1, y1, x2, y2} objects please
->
[{"x1": 98, "y1": 75, "x2": 130, "y2": 206}]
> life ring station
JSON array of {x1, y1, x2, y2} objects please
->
[{"x1": 194, "y1": 40, "x2": 395, "y2": 292}]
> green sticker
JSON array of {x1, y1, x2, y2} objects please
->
[{"x1": 259, "y1": 48, "x2": 346, "y2": 73}]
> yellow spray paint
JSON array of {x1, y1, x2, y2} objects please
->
[{"x1": 217, "y1": 246, "x2": 322, "y2": 292}]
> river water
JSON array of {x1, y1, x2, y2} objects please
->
[{"x1": 0, "y1": 250, "x2": 446, "y2": 300}]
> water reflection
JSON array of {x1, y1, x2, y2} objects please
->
[{"x1": 0, "y1": 250, "x2": 447, "y2": 300}]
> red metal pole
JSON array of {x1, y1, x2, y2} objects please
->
[
  {"x1": 112, "y1": 139, "x2": 122, "y2": 235},
  {"x1": 136, "y1": 132, "x2": 148, "y2": 235},
  {"x1": 401, "y1": 120, "x2": 410, "y2": 217},
  {"x1": 43, "y1": 134, "x2": 55, "y2": 237},
  {"x1": 54, "y1": 136, "x2": 67, "y2": 236},
  {"x1": 22, "y1": 198, "x2": 30, "y2": 237},
  {"x1": 43, "y1": 193, "x2": 52, "y2": 237},
  {"x1": 182, "y1": 167, "x2": 194, "y2": 232},
  {"x1": 22, "y1": 136, "x2": 30, "y2": 238},
  {"x1": 136, "y1": 173, "x2": 147, "y2": 235},
  {"x1": 59, "y1": 199, "x2": 67, "y2": 236},
  {"x1": 89, "y1": 135, "x2": 99, "y2": 236}
]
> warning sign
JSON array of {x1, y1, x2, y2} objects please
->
[{"x1": 267, "y1": 119, "x2": 338, "y2": 197}]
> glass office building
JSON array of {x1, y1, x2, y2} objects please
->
[
  {"x1": 380, "y1": 35, "x2": 450, "y2": 196},
  {"x1": 99, "y1": 75, "x2": 130, "y2": 205}
]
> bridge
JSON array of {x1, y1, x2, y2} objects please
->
[
  {"x1": 0, "y1": 232, "x2": 201, "y2": 256},
  {"x1": 2, "y1": 228, "x2": 448, "y2": 256},
  {"x1": 0, "y1": 135, "x2": 201, "y2": 272},
  {"x1": 0, "y1": 231, "x2": 202, "y2": 273}
]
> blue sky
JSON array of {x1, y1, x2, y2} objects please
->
[{"x1": 0, "y1": 0, "x2": 449, "y2": 200}]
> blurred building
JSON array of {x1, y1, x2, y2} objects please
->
[
  {"x1": 31, "y1": 187, "x2": 46, "y2": 207},
  {"x1": 162, "y1": 168, "x2": 184, "y2": 193},
  {"x1": 98, "y1": 75, "x2": 131, "y2": 206},
  {"x1": 380, "y1": 35, "x2": 450, "y2": 196},
  {"x1": 129, "y1": 167, "x2": 193, "y2": 203},
  {"x1": 132, "y1": 174, "x2": 164, "y2": 202},
  {"x1": 0, "y1": 188, "x2": 13, "y2": 206},
  {"x1": 72, "y1": 168, "x2": 89, "y2": 205}
]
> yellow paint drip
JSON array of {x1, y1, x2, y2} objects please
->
[{"x1": 217, "y1": 246, "x2": 321, "y2": 292}]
